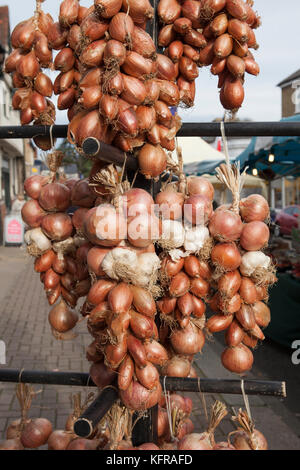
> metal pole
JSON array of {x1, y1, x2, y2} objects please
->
[
  {"x1": 0, "y1": 369, "x2": 286, "y2": 397},
  {"x1": 1, "y1": 122, "x2": 300, "y2": 140},
  {"x1": 73, "y1": 387, "x2": 118, "y2": 438}
]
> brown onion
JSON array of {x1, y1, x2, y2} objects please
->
[
  {"x1": 221, "y1": 344, "x2": 254, "y2": 373},
  {"x1": 144, "y1": 339, "x2": 169, "y2": 365},
  {"x1": 210, "y1": 13, "x2": 228, "y2": 36},
  {"x1": 21, "y1": 419, "x2": 52, "y2": 449},
  {"x1": 157, "y1": 54, "x2": 178, "y2": 81},
  {"x1": 190, "y1": 277, "x2": 210, "y2": 299},
  {"x1": 239, "y1": 277, "x2": 258, "y2": 304},
  {"x1": 138, "y1": 144, "x2": 167, "y2": 179},
  {"x1": 34, "y1": 250, "x2": 55, "y2": 273},
  {"x1": 184, "y1": 29, "x2": 207, "y2": 49},
  {"x1": 219, "y1": 293, "x2": 242, "y2": 314},
  {"x1": 158, "y1": 0, "x2": 181, "y2": 24},
  {"x1": 187, "y1": 176, "x2": 214, "y2": 200},
  {"x1": 87, "y1": 279, "x2": 116, "y2": 306},
  {"x1": 105, "y1": 333, "x2": 128, "y2": 369},
  {"x1": 135, "y1": 362, "x2": 159, "y2": 390},
  {"x1": 177, "y1": 75, "x2": 195, "y2": 107},
  {"x1": 21, "y1": 200, "x2": 46, "y2": 228},
  {"x1": 109, "y1": 12, "x2": 134, "y2": 44},
  {"x1": 233, "y1": 428, "x2": 268, "y2": 450},
  {"x1": 121, "y1": 0, "x2": 154, "y2": 24},
  {"x1": 211, "y1": 243, "x2": 242, "y2": 271},
  {"x1": 66, "y1": 438, "x2": 99, "y2": 450},
  {"x1": 158, "y1": 24, "x2": 176, "y2": 47},
  {"x1": 39, "y1": 183, "x2": 70, "y2": 213},
  {"x1": 34, "y1": 31, "x2": 52, "y2": 67},
  {"x1": 95, "y1": 0, "x2": 122, "y2": 18},
  {"x1": 206, "y1": 314, "x2": 234, "y2": 333},
  {"x1": 130, "y1": 286, "x2": 156, "y2": 317},
  {"x1": 11, "y1": 19, "x2": 35, "y2": 51},
  {"x1": 218, "y1": 270, "x2": 241, "y2": 298},
  {"x1": 48, "y1": 300, "x2": 78, "y2": 333},
  {"x1": 48, "y1": 430, "x2": 75, "y2": 450},
  {"x1": 209, "y1": 209, "x2": 243, "y2": 242},
  {"x1": 226, "y1": 0, "x2": 248, "y2": 21},
  {"x1": 240, "y1": 222, "x2": 270, "y2": 251},
  {"x1": 108, "y1": 282, "x2": 133, "y2": 315},
  {"x1": 47, "y1": 22, "x2": 68, "y2": 50},
  {"x1": 90, "y1": 361, "x2": 117, "y2": 388},
  {"x1": 80, "y1": 40, "x2": 106, "y2": 68},
  {"x1": 16, "y1": 50, "x2": 39, "y2": 79},
  {"x1": 171, "y1": 321, "x2": 205, "y2": 355},
  {"x1": 198, "y1": 40, "x2": 215, "y2": 66},
  {"x1": 5, "y1": 49, "x2": 24, "y2": 74},
  {"x1": 59, "y1": 0, "x2": 79, "y2": 27},
  {"x1": 41, "y1": 213, "x2": 73, "y2": 241},
  {"x1": 221, "y1": 76, "x2": 245, "y2": 110},
  {"x1": 162, "y1": 356, "x2": 191, "y2": 378},
  {"x1": 184, "y1": 195, "x2": 213, "y2": 225},
  {"x1": 118, "y1": 354, "x2": 134, "y2": 391},
  {"x1": 236, "y1": 304, "x2": 256, "y2": 331},
  {"x1": 34, "y1": 73, "x2": 53, "y2": 98},
  {"x1": 54, "y1": 48, "x2": 75, "y2": 73},
  {"x1": 120, "y1": 75, "x2": 147, "y2": 106},
  {"x1": 179, "y1": 56, "x2": 198, "y2": 81},
  {"x1": 158, "y1": 80, "x2": 180, "y2": 107},
  {"x1": 225, "y1": 320, "x2": 245, "y2": 347},
  {"x1": 240, "y1": 195, "x2": 270, "y2": 222},
  {"x1": 252, "y1": 301, "x2": 271, "y2": 328},
  {"x1": 120, "y1": 380, "x2": 162, "y2": 411},
  {"x1": 132, "y1": 26, "x2": 156, "y2": 59},
  {"x1": 169, "y1": 271, "x2": 190, "y2": 298},
  {"x1": 81, "y1": 14, "x2": 109, "y2": 42},
  {"x1": 214, "y1": 34, "x2": 233, "y2": 58},
  {"x1": 227, "y1": 54, "x2": 246, "y2": 78}
]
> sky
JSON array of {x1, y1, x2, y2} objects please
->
[{"x1": 2, "y1": 0, "x2": 300, "y2": 124}]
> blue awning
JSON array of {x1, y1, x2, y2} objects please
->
[{"x1": 235, "y1": 115, "x2": 300, "y2": 178}]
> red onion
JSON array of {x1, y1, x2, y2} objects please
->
[
  {"x1": 41, "y1": 213, "x2": 73, "y2": 241},
  {"x1": 240, "y1": 222, "x2": 270, "y2": 251}
]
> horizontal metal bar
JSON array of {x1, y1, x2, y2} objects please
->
[
  {"x1": 74, "y1": 387, "x2": 118, "y2": 438},
  {"x1": 0, "y1": 369, "x2": 286, "y2": 397},
  {"x1": 82, "y1": 137, "x2": 138, "y2": 171},
  {"x1": 0, "y1": 122, "x2": 300, "y2": 140}
]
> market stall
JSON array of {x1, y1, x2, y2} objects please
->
[{"x1": 0, "y1": 0, "x2": 297, "y2": 453}]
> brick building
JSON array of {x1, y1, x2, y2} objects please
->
[{"x1": 277, "y1": 69, "x2": 300, "y2": 118}]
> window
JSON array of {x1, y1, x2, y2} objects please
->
[
  {"x1": 296, "y1": 87, "x2": 300, "y2": 114},
  {"x1": 284, "y1": 207, "x2": 295, "y2": 215}
]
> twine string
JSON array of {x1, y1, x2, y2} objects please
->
[
  {"x1": 197, "y1": 376, "x2": 208, "y2": 423},
  {"x1": 240, "y1": 379, "x2": 252, "y2": 421},
  {"x1": 162, "y1": 376, "x2": 175, "y2": 441}
]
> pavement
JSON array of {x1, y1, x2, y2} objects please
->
[{"x1": 0, "y1": 246, "x2": 299, "y2": 450}]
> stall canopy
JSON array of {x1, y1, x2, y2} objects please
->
[
  {"x1": 179, "y1": 137, "x2": 225, "y2": 171},
  {"x1": 236, "y1": 114, "x2": 300, "y2": 178}
]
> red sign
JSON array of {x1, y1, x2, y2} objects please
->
[{"x1": 5, "y1": 216, "x2": 24, "y2": 244}]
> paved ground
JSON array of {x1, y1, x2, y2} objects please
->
[{"x1": 0, "y1": 246, "x2": 299, "y2": 449}]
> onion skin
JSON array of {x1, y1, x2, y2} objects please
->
[
  {"x1": 87, "y1": 246, "x2": 110, "y2": 276},
  {"x1": 34, "y1": 250, "x2": 56, "y2": 273},
  {"x1": 211, "y1": 243, "x2": 242, "y2": 271},
  {"x1": 48, "y1": 300, "x2": 78, "y2": 333},
  {"x1": 162, "y1": 356, "x2": 191, "y2": 378},
  {"x1": 138, "y1": 144, "x2": 167, "y2": 179},
  {"x1": 41, "y1": 213, "x2": 73, "y2": 241},
  {"x1": 252, "y1": 301, "x2": 271, "y2": 328},
  {"x1": 178, "y1": 433, "x2": 212, "y2": 450},
  {"x1": 209, "y1": 210, "x2": 243, "y2": 242},
  {"x1": 190, "y1": 277, "x2": 210, "y2": 299},
  {"x1": 84, "y1": 205, "x2": 127, "y2": 247},
  {"x1": 239, "y1": 277, "x2": 258, "y2": 304},
  {"x1": 144, "y1": 339, "x2": 169, "y2": 366},
  {"x1": 233, "y1": 429, "x2": 268, "y2": 450},
  {"x1": 236, "y1": 304, "x2": 256, "y2": 331},
  {"x1": 20, "y1": 418, "x2": 53, "y2": 449},
  {"x1": 120, "y1": 380, "x2": 162, "y2": 411},
  {"x1": 225, "y1": 320, "x2": 245, "y2": 347},
  {"x1": 221, "y1": 344, "x2": 254, "y2": 373},
  {"x1": 0, "y1": 439, "x2": 24, "y2": 450},
  {"x1": 108, "y1": 282, "x2": 133, "y2": 315},
  {"x1": 21, "y1": 200, "x2": 46, "y2": 228},
  {"x1": 90, "y1": 361, "x2": 117, "y2": 389},
  {"x1": 48, "y1": 430, "x2": 75, "y2": 450},
  {"x1": 171, "y1": 321, "x2": 205, "y2": 355},
  {"x1": 206, "y1": 314, "x2": 234, "y2": 333},
  {"x1": 66, "y1": 438, "x2": 99, "y2": 450},
  {"x1": 218, "y1": 270, "x2": 241, "y2": 298},
  {"x1": 221, "y1": 76, "x2": 245, "y2": 110},
  {"x1": 39, "y1": 183, "x2": 71, "y2": 213},
  {"x1": 135, "y1": 362, "x2": 160, "y2": 390},
  {"x1": 169, "y1": 271, "x2": 190, "y2": 298},
  {"x1": 118, "y1": 355, "x2": 134, "y2": 391},
  {"x1": 240, "y1": 222, "x2": 270, "y2": 251},
  {"x1": 87, "y1": 279, "x2": 116, "y2": 306}
]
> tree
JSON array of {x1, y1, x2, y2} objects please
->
[{"x1": 57, "y1": 139, "x2": 93, "y2": 178}]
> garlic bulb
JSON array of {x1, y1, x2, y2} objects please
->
[
  {"x1": 102, "y1": 248, "x2": 138, "y2": 280},
  {"x1": 25, "y1": 228, "x2": 52, "y2": 252},
  {"x1": 240, "y1": 251, "x2": 271, "y2": 277},
  {"x1": 184, "y1": 226, "x2": 210, "y2": 253},
  {"x1": 158, "y1": 220, "x2": 185, "y2": 250}
]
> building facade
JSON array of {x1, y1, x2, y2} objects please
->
[
  {"x1": 0, "y1": 6, "x2": 36, "y2": 243},
  {"x1": 277, "y1": 69, "x2": 300, "y2": 118}
]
